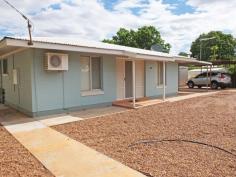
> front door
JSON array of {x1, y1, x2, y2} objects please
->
[{"x1": 125, "y1": 61, "x2": 133, "y2": 98}]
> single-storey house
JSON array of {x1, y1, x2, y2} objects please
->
[{"x1": 0, "y1": 37, "x2": 211, "y2": 117}]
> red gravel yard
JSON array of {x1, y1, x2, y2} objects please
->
[{"x1": 53, "y1": 91, "x2": 236, "y2": 177}]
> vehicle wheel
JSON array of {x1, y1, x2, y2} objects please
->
[
  {"x1": 211, "y1": 81, "x2": 218, "y2": 89},
  {"x1": 198, "y1": 86, "x2": 202, "y2": 88},
  {"x1": 188, "y1": 81, "x2": 194, "y2": 88}
]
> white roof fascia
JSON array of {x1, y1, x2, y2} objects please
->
[
  {"x1": 123, "y1": 51, "x2": 137, "y2": 58},
  {"x1": 135, "y1": 54, "x2": 174, "y2": 62},
  {"x1": 5, "y1": 38, "x2": 126, "y2": 56},
  {"x1": 114, "y1": 51, "x2": 173, "y2": 62},
  {"x1": 174, "y1": 56, "x2": 212, "y2": 65},
  {"x1": 0, "y1": 39, "x2": 7, "y2": 48}
]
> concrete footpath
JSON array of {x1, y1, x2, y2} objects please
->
[
  {"x1": 0, "y1": 111, "x2": 145, "y2": 177},
  {"x1": 167, "y1": 91, "x2": 218, "y2": 102}
]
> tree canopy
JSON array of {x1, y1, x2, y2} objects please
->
[
  {"x1": 103, "y1": 26, "x2": 171, "y2": 53},
  {"x1": 178, "y1": 52, "x2": 189, "y2": 57},
  {"x1": 190, "y1": 31, "x2": 236, "y2": 61}
]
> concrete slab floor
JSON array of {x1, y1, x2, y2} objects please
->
[
  {"x1": 37, "y1": 115, "x2": 83, "y2": 127},
  {"x1": 167, "y1": 91, "x2": 218, "y2": 102},
  {"x1": 0, "y1": 108, "x2": 35, "y2": 126},
  {"x1": 129, "y1": 91, "x2": 218, "y2": 109},
  {"x1": 0, "y1": 104, "x2": 8, "y2": 110},
  {"x1": 36, "y1": 106, "x2": 127, "y2": 126},
  {"x1": 70, "y1": 106, "x2": 127, "y2": 119}
]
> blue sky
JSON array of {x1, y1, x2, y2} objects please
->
[
  {"x1": 0, "y1": 0, "x2": 235, "y2": 54},
  {"x1": 101, "y1": 0, "x2": 118, "y2": 10},
  {"x1": 162, "y1": 0, "x2": 196, "y2": 15},
  {"x1": 101, "y1": 0, "x2": 196, "y2": 15}
]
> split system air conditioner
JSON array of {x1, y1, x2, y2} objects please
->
[{"x1": 44, "y1": 53, "x2": 68, "y2": 71}]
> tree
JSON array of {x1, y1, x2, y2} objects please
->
[
  {"x1": 178, "y1": 52, "x2": 189, "y2": 57},
  {"x1": 103, "y1": 28, "x2": 137, "y2": 48},
  {"x1": 190, "y1": 31, "x2": 236, "y2": 61},
  {"x1": 210, "y1": 45, "x2": 219, "y2": 61},
  {"x1": 103, "y1": 26, "x2": 171, "y2": 53}
]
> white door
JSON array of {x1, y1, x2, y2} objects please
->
[
  {"x1": 116, "y1": 59, "x2": 125, "y2": 100},
  {"x1": 116, "y1": 59, "x2": 144, "y2": 100},
  {"x1": 125, "y1": 61, "x2": 133, "y2": 98},
  {"x1": 135, "y1": 60, "x2": 144, "y2": 98}
]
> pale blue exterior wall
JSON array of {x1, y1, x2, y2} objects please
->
[
  {"x1": 2, "y1": 49, "x2": 34, "y2": 114},
  {"x1": 31, "y1": 49, "x2": 117, "y2": 116},
  {"x1": 2, "y1": 48, "x2": 178, "y2": 117},
  {"x1": 145, "y1": 61, "x2": 178, "y2": 97}
]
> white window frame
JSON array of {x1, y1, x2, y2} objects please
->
[
  {"x1": 2, "y1": 59, "x2": 8, "y2": 76},
  {"x1": 157, "y1": 61, "x2": 167, "y2": 88},
  {"x1": 80, "y1": 55, "x2": 104, "y2": 96}
]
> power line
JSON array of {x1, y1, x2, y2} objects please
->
[
  {"x1": 2, "y1": 0, "x2": 28, "y2": 20},
  {"x1": 2, "y1": 0, "x2": 33, "y2": 45}
]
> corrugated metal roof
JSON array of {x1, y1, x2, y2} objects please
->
[{"x1": 5, "y1": 36, "x2": 173, "y2": 58}]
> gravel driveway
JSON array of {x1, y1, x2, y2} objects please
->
[{"x1": 53, "y1": 90, "x2": 236, "y2": 177}]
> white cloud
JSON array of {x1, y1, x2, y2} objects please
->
[{"x1": 0, "y1": 0, "x2": 235, "y2": 54}]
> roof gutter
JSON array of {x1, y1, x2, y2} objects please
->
[
  {"x1": 174, "y1": 56, "x2": 212, "y2": 66},
  {"x1": 4, "y1": 38, "x2": 125, "y2": 55},
  {"x1": 135, "y1": 53, "x2": 174, "y2": 62},
  {"x1": 0, "y1": 38, "x2": 7, "y2": 48}
]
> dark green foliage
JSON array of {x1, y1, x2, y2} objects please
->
[
  {"x1": 178, "y1": 52, "x2": 189, "y2": 57},
  {"x1": 103, "y1": 26, "x2": 171, "y2": 53},
  {"x1": 190, "y1": 31, "x2": 236, "y2": 61}
]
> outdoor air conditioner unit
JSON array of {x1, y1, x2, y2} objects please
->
[{"x1": 44, "y1": 53, "x2": 68, "y2": 71}]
